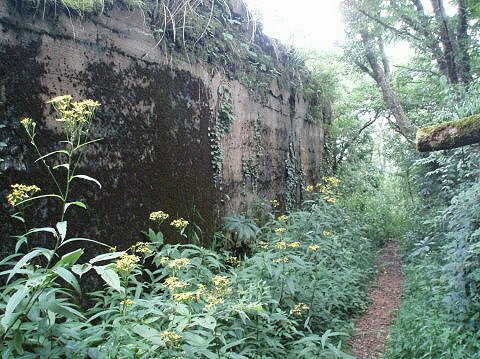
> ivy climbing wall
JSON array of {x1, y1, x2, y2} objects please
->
[{"x1": 0, "y1": 0, "x2": 330, "y2": 250}]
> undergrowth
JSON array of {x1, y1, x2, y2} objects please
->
[{"x1": 0, "y1": 96, "x2": 375, "y2": 358}]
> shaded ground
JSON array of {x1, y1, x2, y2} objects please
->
[{"x1": 350, "y1": 241, "x2": 403, "y2": 359}]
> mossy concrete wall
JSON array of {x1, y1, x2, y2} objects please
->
[{"x1": 0, "y1": 1, "x2": 329, "y2": 251}]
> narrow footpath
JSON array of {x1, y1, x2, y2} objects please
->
[{"x1": 350, "y1": 241, "x2": 403, "y2": 359}]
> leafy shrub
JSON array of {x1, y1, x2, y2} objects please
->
[{"x1": 0, "y1": 96, "x2": 377, "y2": 358}]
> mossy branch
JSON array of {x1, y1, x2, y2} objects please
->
[{"x1": 416, "y1": 114, "x2": 480, "y2": 152}]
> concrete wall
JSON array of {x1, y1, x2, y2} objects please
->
[{"x1": 0, "y1": 1, "x2": 329, "y2": 252}]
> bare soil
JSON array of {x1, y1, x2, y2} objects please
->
[{"x1": 349, "y1": 241, "x2": 403, "y2": 359}]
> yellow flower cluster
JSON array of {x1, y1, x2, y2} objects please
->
[
  {"x1": 160, "y1": 257, "x2": 170, "y2": 265},
  {"x1": 309, "y1": 244, "x2": 321, "y2": 251},
  {"x1": 149, "y1": 210, "x2": 169, "y2": 222},
  {"x1": 305, "y1": 185, "x2": 314, "y2": 192},
  {"x1": 213, "y1": 275, "x2": 230, "y2": 288},
  {"x1": 270, "y1": 199, "x2": 280, "y2": 208},
  {"x1": 120, "y1": 298, "x2": 135, "y2": 306},
  {"x1": 275, "y1": 241, "x2": 300, "y2": 249},
  {"x1": 322, "y1": 231, "x2": 332, "y2": 236},
  {"x1": 170, "y1": 218, "x2": 189, "y2": 229},
  {"x1": 316, "y1": 184, "x2": 333, "y2": 194},
  {"x1": 6, "y1": 184, "x2": 41, "y2": 206},
  {"x1": 205, "y1": 295, "x2": 225, "y2": 309},
  {"x1": 160, "y1": 331, "x2": 182, "y2": 347},
  {"x1": 172, "y1": 291, "x2": 197, "y2": 303},
  {"x1": 291, "y1": 302, "x2": 309, "y2": 316},
  {"x1": 259, "y1": 241, "x2": 269, "y2": 249},
  {"x1": 115, "y1": 253, "x2": 140, "y2": 273},
  {"x1": 130, "y1": 242, "x2": 152, "y2": 254},
  {"x1": 167, "y1": 258, "x2": 191, "y2": 270},
  {"x1": 226, "y1": 256, "x2": 240, "y2": 267},
  {"x1": 323, "y1": 196, "x2": 337, "y2": 203},
  {"x1": 278, "y1": 215, "x2": 289, "y2": 222},
  {"x1": 20, "y1": 117, "x2": 33, "y2": 129},
  {"x1": 48, "y1": 95, "x2": 100, "y2": 126},
  {"x1": 274, "y1": 227, "x2": 287, "y2": 234},
  {"x1": 323, "y1": 176, "x2": 341, "y2": 186},
  {"x1": 274, "y1": 256, "x2": 289, "y2": 263},
  {"x1": 164, "y1": 276, "x2": 189, "y2": 291}
]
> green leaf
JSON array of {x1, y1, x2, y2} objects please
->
[
  {"x1": 44, "y1": 300, "x2": 85, "y2": 320},
  {"x1": 1, "y1": 285, "x2": 29, "y2": 329},
  {"x1": 51, "y1": 267, "x2": 81, "y2": 294},
  {"x1": 34, "y1": 150, "x2": 69, "y2": 162},
  {"x1": 64, "y1": 201, "x2": 87, "y2": 212},
  {"x1": 59, "y1": 237, "x2": 110, "y2": 248},
  {"x1": 13, "y1": 330, "x2": 24, "y2": 355},
  {"x1": 10, "y1": 213, "x2": 25, "y2": 223},
  {"x1": 94, "y1": 266, "x2": 123, "y2": 293},
  {"x1": 56, "y1": 221, "x2": 67, "y2": 241},
  {"x1": 52, "y1": 249, "x2": 83, "y2": 269},
  {"x1": 71, "y1": 174, "x2": 101, "y2": 189},
  {"x1": 53, "y1": 163, "x2": 70, "y2": 171},
  {"x1": 7, "y1": 249, "x2": 52, "y2": 283},
  {"x1": 131, "y1": 324, "x2": 163, "y2": 345},
  {"x1": 14, "y1": 194, "x2": 63, "y2": 207},
  {"x1": 14, "y1": 236, "x2": 28, "y2": 253},
  {"x1": 193, "y1": 316, "x2": 217, "y2": 331},
  {"x1": 26, "y1": 227, "x2": 57, "y2": 236},
  {"x1": 89, "y1": 252, "x2": 124, "y2": 264},
  {"x1": 71, "y1": 263, "x2": 92, "y2": 277}
]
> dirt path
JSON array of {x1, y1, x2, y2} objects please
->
[{"x1": 350, "y1": 241, "x2": 403, "y2": 359}]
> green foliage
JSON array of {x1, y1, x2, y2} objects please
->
[{"x1": 0, "y1": 96, "x2": 377, "y2": 358}]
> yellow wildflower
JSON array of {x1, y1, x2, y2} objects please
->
[
  {"x1": 316, "y1": 184, "x2": 333, "y2": 194},
  {"x1": 322, "y1": 231, "x2": 332, "y2": 236},
  {"x1": 130, "y1": 242, "x2": 152, "y2": 254},
  {"x1": 323, "y1": 176, "x2": 341, "y2": 186},
  {"x1": 160, "y1": 256, "x2": 170, "y2": 265},
  {"x1": 172, "y1": 291, "x2": 197, "y2": 303},
  {"x1": 273, "y1": 256, "x2": 289, "y2": 263},
  {"x1": 160, "y1": 331, "x2": 182, "y2": 347},
  {"x1": 205, "y1": 294, "x2": 225, "y2": 309},
  {"x1": 305, "y1": 185, "x2": 314, "y2": 192},
  {"x1": 309, "y1": 244, "x2": 321, "y2": 251},
  {"x1": 258, "y1": 241, "x2": 269, "y2": 249},
  {"x1": 120, "y1": 298, "x2": 135, "y2": 306},
  {"x1": 274, "y1": 227, "x2": 287, "y2": 234},
  {"x1": 149, "y1": 210, "x2": 169, "y2": 222},
  {"x1": 291, "y1": 302, "x2": 309, "y2": 316},
  {"x1": 324, "y1": 196, "x2": 337, "y2": 203},
  {"x1": 288, "y1": 241, "x2": 301, "y2": 248},
  {"x1": 226, "y1": 256, "x2": 240, "y2": 267},
  {"x1": 170, "y1": 218, "x2": 189, "y2": 229},
  {"x1": 164, "y1": 276, "x2": 189, "y2": 291},
  {"x1": 275, "y1": 241, "x2": 288, "y2": 250},
  {"x1": 167, "y1": 258, "x2": 191, "y2": 270},
  {"x1": 6, "y1": 184, "x2": 41, "y2": 206},
  {"x1": 278, "y1": 215, "x2": 289, "y2": 222},
  {"x1": 212, "y1": 275, "x2": 230, "y2": 288},
  {"x1": 115, "y1": 253, "x2": 140, "y2": 273},
  {"x1": 270, "y1": 199, "x2": 280, "y2": 208},
  {"x1": 20, "y1": 117, "x2": 33, "y2": 129}
]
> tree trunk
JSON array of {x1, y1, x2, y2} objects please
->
[
  {"x1": 457, "y1": 0, "x2": 472, "y2": 84},
  {"x1": 429, "y1": 0, "x2": 459, "y2": 83},
  {"x1": 360, "y1": 31, "x2": 414, "y2": 139},
  {"x1": 416, "y1": 114, "x2": 480, "y2": 152}
]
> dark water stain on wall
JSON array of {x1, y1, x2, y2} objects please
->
[{"x1": 76, "y1": 61, "x2": 218, "y2": 249}]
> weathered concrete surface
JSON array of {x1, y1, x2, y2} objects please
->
[{"x1": 0, "y1": 1, "x2": 329, "y2": 253}]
